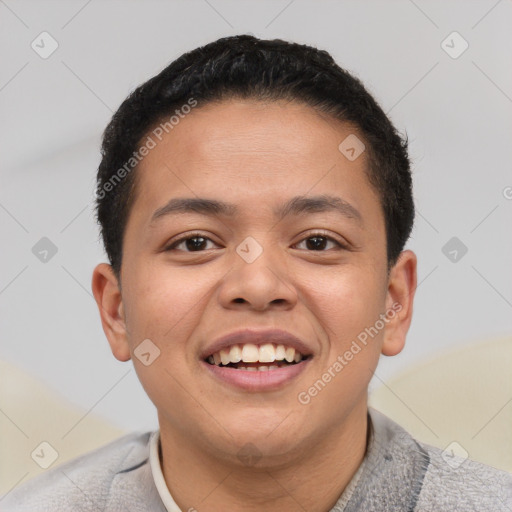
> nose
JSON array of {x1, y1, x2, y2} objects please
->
[{"x1": 217, "y1": 240, "x2": 297, "y2": 312}]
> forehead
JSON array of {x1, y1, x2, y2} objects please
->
[
  {"x1": 130, "y1": 99, "x2": 381, "y2": 225},
  {"x1": 157, "y1": 99, "x2": 351, "y2": 170}
]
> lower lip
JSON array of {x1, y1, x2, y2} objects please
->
[{"x1": 202, "y1": 360, "x2": 311, "y2": 392}]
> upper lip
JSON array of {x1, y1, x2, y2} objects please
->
[{"x1": 200, "y1": 328, "x2": 313, "y2": 360}]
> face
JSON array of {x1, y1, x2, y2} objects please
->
[{"x1": 92, "y1": 99, "x2": 416, "y2": 465}]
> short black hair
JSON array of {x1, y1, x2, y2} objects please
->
[{"x1": 95, "y1": 34, "x2": 414, "y2": 281}]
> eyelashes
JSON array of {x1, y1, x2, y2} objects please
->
[
  {"x1": 164, "y1": 231, "x2": 347, "y2": 253},
  {"x1": 165, "y1": 234, "x2": 216, "y2": 252}
]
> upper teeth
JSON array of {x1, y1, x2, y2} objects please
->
[{"x1": 208, "y1": 343, "x2": 304, "y2": 365}]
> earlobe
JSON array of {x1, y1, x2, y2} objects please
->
[
  {"x1": 381, "y1": 250, "x2": 417, "y2": 357},
  {"x1": 91, "y1": 263, "x2": 132, "y2": 362}
]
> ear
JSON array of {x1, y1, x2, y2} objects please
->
[
  {"x1": 91, "y1": 263, "x2": 131, "y2": 362},
  {"x1": 381, "y1": 250, "x2": 417, "y2": 357}
]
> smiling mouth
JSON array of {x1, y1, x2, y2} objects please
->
[{"x1": 205, "y1": 343, "x2": 311, "y2": 371}]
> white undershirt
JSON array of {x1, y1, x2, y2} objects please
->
[{"x1": 149, "y1": 430, "x2": 183, "y2": 512}]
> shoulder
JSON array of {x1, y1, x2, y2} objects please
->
[
  {"x1": 367, "y1": 408, "x2": 512, "y2": 511},
  {"x1": 416, "y1": 441, "x2": 512, "y2": 511},
  {"x1": 1, "y1": 431, "x2": 157, "y2": 512}
]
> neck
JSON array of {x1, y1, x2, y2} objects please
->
[{"x1": 158, "y1": 400, "x2": 370, "y2": 512}]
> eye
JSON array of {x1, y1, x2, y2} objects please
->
[
  {"x1": 294, "y1": 233, "x2": 344, "y2": 251},
  {"x1": 165, "y1": 233, "x2": 219, "y2": 252},
  {"x1": 165, "y1": 231, "x2": 346, "y2": 253}
]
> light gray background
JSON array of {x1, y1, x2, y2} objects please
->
[{"x1": 1, "y1": 0, "x2": 511, "y2": 434}]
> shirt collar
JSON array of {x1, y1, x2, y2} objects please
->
[
  {"x1": 149, "y1": 430, "x2": 183, "y2": 512},
  {"x1": 148, "y1": 408, "x2": 422, "y2": 512}
]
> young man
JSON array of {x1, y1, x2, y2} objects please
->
[{"x1": 4, "y1": 35, "x2": 511, "y2": 511}]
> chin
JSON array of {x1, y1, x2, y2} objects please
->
[{"x1": 211, "y1": 418, "x2": 311, "y2": 462}]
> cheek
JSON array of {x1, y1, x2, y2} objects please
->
[
  {"x1": 300, "y1": 265, "x2": 386, "y2": 413},
  {"x1": 302, "y1": 262, "x2": 387, "y2": 341},
  {"x1": 125, "y1": 265, "x2": 209, "y2": 339},
  {"x1": 123, "y1": 264, "x2": 227, "y2": 391},
  {"x1": 122, "y1": 268, "x2": 211, "y2": 423}
]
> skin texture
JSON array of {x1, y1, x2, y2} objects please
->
[{"x1": 92, "y1": 99, "x2": 417, "y2": 512}]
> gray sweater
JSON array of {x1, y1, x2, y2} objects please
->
[{"x1": 2, "y1": 408, "x2": 511, "y2": 511}]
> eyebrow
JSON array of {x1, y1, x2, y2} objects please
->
[{"x1": 149, "y1": 194, "x2": 362, "y2": 225}]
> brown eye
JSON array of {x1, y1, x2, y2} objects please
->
[
  {"x1": 294, "y1": 234, "x2": 343, "y2": 251},
  {"x1": 166, "y1": 234, "x2": 217, "y2": 252}
]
